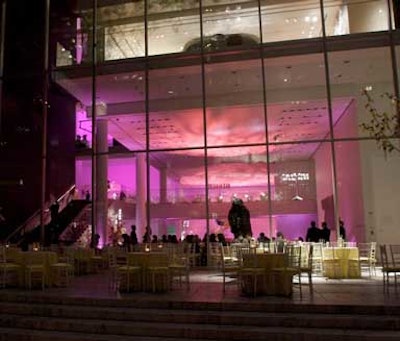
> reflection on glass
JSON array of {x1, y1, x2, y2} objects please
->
[
  {"x1": 147, "y1": 1, "x2": 200, "y2": 56},
  {"x1": 201, "y1": 0, "x2": 260, "y2": 52},
  {"x1": 261, "y1": 0, "x2": 324, "y2": 42},
  {"x1": 326, "y1": 0, "x2": 389, "y2": 36},
  {"x1": 327, "y1": 47, "x2": 394, "y2": 139}
]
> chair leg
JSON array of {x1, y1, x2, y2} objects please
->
[{"x1": 308, "y1": 272, "x2": 313, "y2": 294}]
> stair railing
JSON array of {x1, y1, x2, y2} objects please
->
[{"x1": 5, "y1": 184, "x2": 76, "y2": 243}]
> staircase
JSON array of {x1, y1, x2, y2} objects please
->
[
  {"x1": 0, "y1": 293, "x2": 400, "y2": 340},
  {"x1": 19, "y1": 199, "x2": 90, "y2": 246}
]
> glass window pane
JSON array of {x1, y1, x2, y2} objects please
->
[
  {"x1": 265, "y1": 53, "x2": 330, "y2": 143},
  {"x1": 148, "y1": 60, "x2": 203, "y2": 150},
  {"x1": 326, "y1": 0, "x2": 390, "y2": 37},
  {"x1": 205, "y1": 59, "x2": 265, "y2": 148},
  {"x1": 201, "y1": 0, "x2": 260, "y2": 53},
  {"x1": 334, "y1": 140, "x2": 365, "y2": 242},
  {"x1": 270, "y1": 142, "x2": 320, "y2": 241},
  {"x1": 102, "y1": 1, "x2": 145, "y2": 60},
  {"x1": 327, "y1": 47, "x2": 395, "y2": 139},
  {"x1": 149, "y1": 150, "x2": 206, "y2": 241},
  {"x1": 354, "y1": 140, "x2": 400, "y2": 244},
  {"x1": 208, "y1": 146, "x2": 269, "y2": 240},
  {"x1": 147, "y1": 1, "x2": 200, "y2": 56},
  {"x1": 261, "y1": 0, "x2": 323, "y2": 42}
]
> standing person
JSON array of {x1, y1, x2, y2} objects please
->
[
  {"x1": 305, "y1": 221, "x2": 321, "y2": 242},
  {"x1": 143, "y1": 225, "x2": 152, "y2": 243},
  {"x1": 320, "y1": 221, "x2": 331, "y2": 243},
  {"x1": 50, "y1": 201, "x2": 60, "y2": 223},
  {"x1": 339, "y1": 220, "x2": 346, "y2": 241},
  {"x1": 130, "y1": 225, "x2": 138, "y2": 248}
]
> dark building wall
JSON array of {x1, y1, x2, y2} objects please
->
[
  {"x1": 0, "y1": 0, "x2": 76, "y2": 232},
  {"x1": 47, "y1": 87, "x2": 76, "y2": 199}
]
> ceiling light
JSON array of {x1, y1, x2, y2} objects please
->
[{"x1": 292, "y1": 195, "x2": 304, "y2": 201}]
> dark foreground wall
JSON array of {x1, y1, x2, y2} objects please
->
[{"x1": 0, "y1": 0, "x2": 76, "y2": 233}]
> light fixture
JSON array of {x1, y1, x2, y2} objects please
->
[
  {"x1": 292, "y1": 194, "x2": 304, "y2": 201},
  {"x1": 291, "y1": 173, "x2": 304, "y2": 201}
]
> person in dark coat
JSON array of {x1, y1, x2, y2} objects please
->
[
  {"x1": 339, "y1": 220, "x2": 346, "y2": 241},
  {"x1": 130, "y1": 225, "x2": 138, "y2": 246},
  {"x1": 320, "y1": 221, "x2": 330, "y2": 243},
  {"x1": 306, "y1": 221, "x2": 321, "y2": 243}
]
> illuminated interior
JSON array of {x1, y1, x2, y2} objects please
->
[{"x1": 53, "y1": 0, "x2": 397, "y2": 245}]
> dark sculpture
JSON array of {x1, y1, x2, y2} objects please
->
[{"x1": 228, "y1": 198, "x2": 252, "y2": 239}]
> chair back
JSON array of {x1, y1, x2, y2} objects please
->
[
  {"x1": 390, "y1": 244, "x2": 400, "y2": 267},
  {"x1": 300, "y1": 243, "x2": 313, "y2": 269},
  {"x1": 380, "y1": 244, "x2": 390, "y2": 267},
  {"x1": 285, "y1": 244, "x2": 302, "y2": 270}
]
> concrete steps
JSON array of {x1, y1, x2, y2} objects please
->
[{"x1": 0, "y1": 294, "x2": 400, "y2": 340}]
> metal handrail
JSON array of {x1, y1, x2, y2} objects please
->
[{"x1": 5, "y1": 184, "x2": 76, "y2": 243}]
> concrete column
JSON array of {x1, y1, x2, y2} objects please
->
[
  {"x1": 136, "y1": 153, "x2": 147, "y2": 239},
  {"x1": 95, "y1": 118, "x2": 108, "y2": 247},
  {"x1": 160, "y1": 167, "x2": 167, "y2": 203}
]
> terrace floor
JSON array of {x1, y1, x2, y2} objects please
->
[{"x1": 2, "y1": 267, "x2": 400, "y2": 308}]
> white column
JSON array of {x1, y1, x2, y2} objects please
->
[
  {"x1": 96, "y1": 118, "x2": 108, "y2": 247},
  {"x1": 136, "y1": 153, "x2": 147, "y2": 240}
]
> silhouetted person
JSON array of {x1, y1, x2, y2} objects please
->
[
  {"x1": 90, "y1": 233, "x2": 100, "y2": 253},
  {"x1": 306, "y1": 221, "x2": 321, "y2": 242},
  {"x1": 143, "y1": 225, "x2": 152, "y2": 243},
  {"x1": 121, "y1": 233, "x2": 130, "y2": 251},
  {"x1": 320, "y1": 221, "x2": 330, "y2": 243},
  {"x1": 228, "y1": 198, "x2": 252, "y2": 238},
  {"x1": 217, "y1": 233, "x2": 227, "y2": 246},
  {"x1": 50, "y1": 201, "x2": 59, "y2": 223},
  {"x1": 257, "y1": 232, "x2": 270, "y2": 243},
  {"x1": 85, "y1": 190, "x2": 90, "y2": 201},
  {"x1": 130, "y1": 225, "x2": 138, "y2": 246},
  {"x1": 339, "y1": 220, "x2": 346, "y2": 241}
]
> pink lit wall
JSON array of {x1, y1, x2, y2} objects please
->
[
  {"x1": 313, "y1": 100, "x2": 364, "y2": 242},
  {"x1": 275, "y1": 214, "x2": 317, "y2": 241},
  {"x1": 75, "y1": 156, "x2": 160, "y2": 200},
  {"x1": 334, "y1": 100, "x2": 365, "y2": 242}
]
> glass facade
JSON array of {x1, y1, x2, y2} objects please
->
[{"x1": 48, "y1": 0, "x2": 400, "y2": 251}]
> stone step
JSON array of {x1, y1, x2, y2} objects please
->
[
  {"x1": 1, "y1": 302, "x2": 400, "y2": 331},
  {"x1": 0, "y1": 327, "x2": 208, "y2": 341},
  {"x1": 1, "y1": 315, "x2": 400, "y2": 340},
  {"x1": 2, "y1": 292, "x2": 400, "y2": 316}
]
